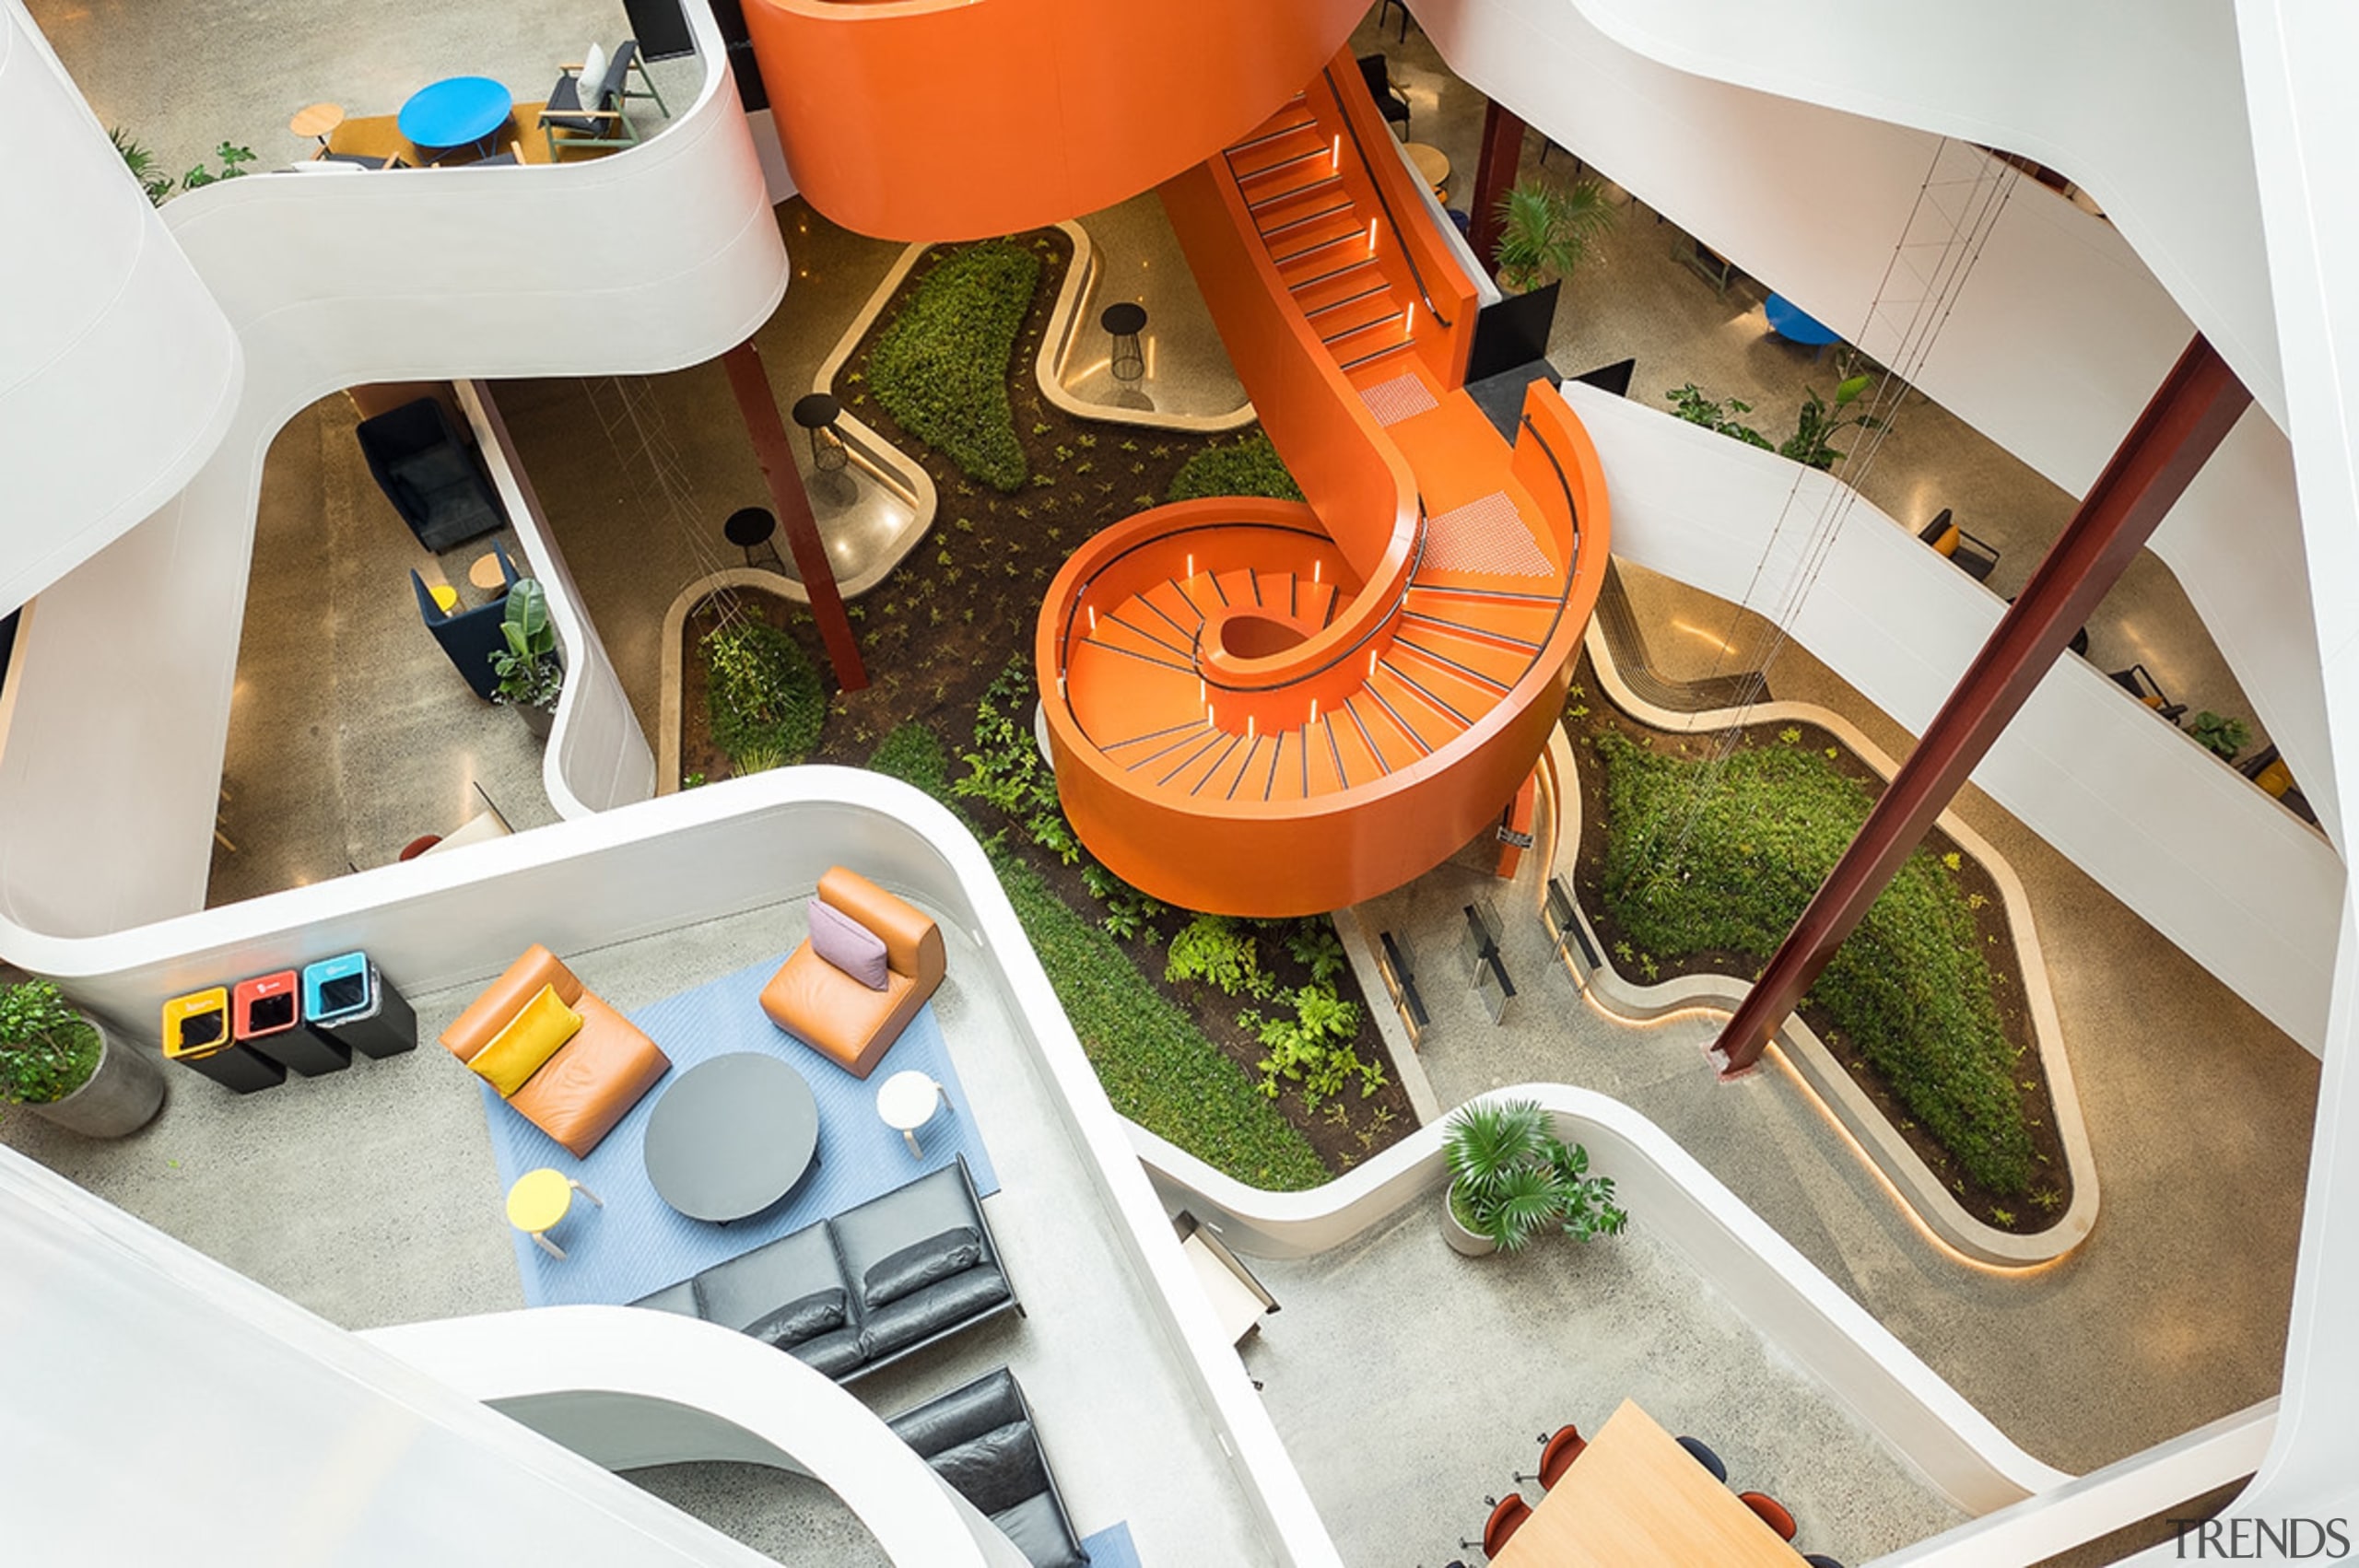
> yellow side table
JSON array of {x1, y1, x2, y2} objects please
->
[{"x1": 506, "y1": 1167, "x2": 602, "y2": 1259}]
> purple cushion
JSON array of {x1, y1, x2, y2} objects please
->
[{"x1": 808, "y1": 896, "x2": 889, "y2": 989}]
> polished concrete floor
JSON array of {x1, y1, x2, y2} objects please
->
[
  {"x1": 1352, "y1": 8, "x2": 2281, "y2": 773},
  {"x1": 1058, "y1": 190, "x2": 1250, "y2": 420}
]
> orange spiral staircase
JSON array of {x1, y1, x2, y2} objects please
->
[{"x1": 1036, "y1": 52, "x2": 1614, "y2": 916}]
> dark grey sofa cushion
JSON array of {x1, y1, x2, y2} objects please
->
[
  {"x1": 831, "y1": 1163, "x2": 995, "y2": 1299},
  {"x1": 787, "y1": 1327, "x2": 869, "y2": 1380},
  {"x1": 992, "y1": 1492, "x2": 1088, "y2": 1568},
  {"x1": 745, "y1": 1287, "x2": 849, "y2": 1348},
  {"x1": 930, "y1": 1422, "x2": 1050, "y2": 1515},
  {"x1": 860, "y1": 1268, "x2": 1013, "y2": 1360},
  {"x1": 696, "y1": 1222, "x2": 848, "y2": 1336},
  {"x1": 863, "y1": 1226, "x2": 981, "y2": 1307}
]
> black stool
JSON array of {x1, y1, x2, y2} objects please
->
[
  {"x1": 724, "y1": 506, "x2": 787, "y2": 573},
  {"x1": 791, "y1": 392, "x2": 847, "y2": 473},
  {"x1": 1100, "y1": 301, "x2": 1147, "y2": 383}
]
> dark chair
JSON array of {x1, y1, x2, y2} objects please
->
[
  {"x1": 1918, "y1": 508, "x2": 2000, "y2": 582},
  {"x1": 1675, "y1": 1434, "x2": 1728, "y2": 1482},
  {"x1": 885, "y1": 1368, "x2": 1086, "y2": 1568},
  {"x1": 2108, "y1": 661, "x2": 2189, "y2": 722},
  {"x1": 1377, "y1": 0, "x2": 1411, "y2": 41},
  {"x1": 357, "y1": 396, "x2": 508, "y2": 551},
  {"x1": 1356, "y1": 53, "x2": 1412, "y2": 136},
  {"x1": 411, "y1": 543, "x2": 520, "y2": 699},
  {"x1": 539, "y1": 40, "x2": 672, "y2": 159},
  {"x1": 1514, "y1": 1423, "x2": 1587, "y2": 1491},
  {"x1": 1740, "y1": 1491, "x2": 1799, "y2": 1542},
  {"x1": 1461, "y1": 1494, "x2": 1531, "y2": 1559}
]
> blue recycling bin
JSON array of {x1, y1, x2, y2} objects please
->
[{"x1": 300, "y1": 953, "x2": 417, "y2": 1059}]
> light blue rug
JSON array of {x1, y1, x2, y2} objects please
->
[
  {"x1": 1080, "y1": 1522, "x2": 1140, "y2": 1566},
  {"x1": 480, "y1": 952, "x2": 996, "y2": 1307}
]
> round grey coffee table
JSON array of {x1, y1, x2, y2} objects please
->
[{"x1": 643, "y1": 1052, "x2": 820, "y2": 1222}]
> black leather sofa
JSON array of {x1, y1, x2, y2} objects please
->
[
  {"x1": 631, "y1": 1155, "x2": 1016, "y2": 1383},
  {"x1": 887, "y1": 1367, "x2": 1089, "y2": 1568},
  {"x1": 355, "y1": 396, "x2": 508, "y2": 552}
]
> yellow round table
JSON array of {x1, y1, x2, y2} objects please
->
[
  {"x1": 289, "y1": 101, "x2": 346, "y2": 149},
  {"x1": 428, "y1": 582, "x2": 459, "y2": 614},
  {"x1": 1402, "y1": 141, "x2": 1450, "y2": 199},
  {"x1": 506, "y1": 1167, "x2": 602, "y2": 1259}
]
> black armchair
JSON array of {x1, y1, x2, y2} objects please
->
[
  {"x1": 540, "y1": 40, "x2": 673, "y2": 159},
  {"x1": 1356, "y1": 53, "x2": 1412, "y2": 136},
  {"x1": 1919, "y1": 509, "x2": 2000, "y2": 582},
  {"x1": 2108, "y1": 662, "x2": 2189, "y2": 722},
  {"x1": 356, "y1": 396, "x2": 507, "y2": 551},
  {"x1": 886, "y1": 1368, "x2": 1089, "y2": 1568},
  {"x1": 411, "y1": 543, "x2": 519, "y2": 699}
]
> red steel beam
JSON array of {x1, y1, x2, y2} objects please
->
[
  {"x1": 1711, "y1": 335, "x2": 2251, "y2": 1075},
  {"x1": 720, "y1": 341, "x2": 867, "y2": 692},
  {"x1": 1467, "y1": 99, "x2": 1527, "y2": 275}
]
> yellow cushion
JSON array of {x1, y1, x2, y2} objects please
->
[
  {"x1": 470, "y1": 984, "x2": 581, "y2": 1097},
  {"x1": 1932, "y1": 523, "x2": 1961, "y2": 558},
  {"x1": 2257, "y1": 759, "x2": 2294, "y2": 799}
]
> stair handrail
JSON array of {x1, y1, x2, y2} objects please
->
[
  {"x1": 1515, "y1": 409, "x2": 1591, "y2": 668},
  {"x1": 1318, "y1": 62, "x2": 1452, "y2": 331}
]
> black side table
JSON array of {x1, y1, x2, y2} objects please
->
[
  {"x1": 791, "y1": 392, "x2": 848, "y2": 473},
  {"x1": 725, "y1": 506, "x2": 787, "y2": 574},
  {"x1": 1100, "y1": 301, "x2": 1147, "y2": 383}
]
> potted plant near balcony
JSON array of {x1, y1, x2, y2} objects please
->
[
  {"x1": 0, "y1": 978, "x2": 164, "y2": 1139},
  {"x1": 1441, "y1": 1096, "x2": 1627, "y2": 1258},
  {"x1": 1491, "y1": 176, "x2": 1618, "y2": 294},
  {"x1": 489, "y1": 578, "x2": 562, "y2": 739}
]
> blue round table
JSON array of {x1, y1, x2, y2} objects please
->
[
  {"x1": 1765, "y1": 292, "x2": 1843, "y2": 347},
  {"x1": 398, "y1": 76, "x2": 513, "y2": 153}
]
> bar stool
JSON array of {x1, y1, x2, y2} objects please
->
[
  {"x1": 791, "y1": 392, "x2": 848, "y2": 473},
  {"x1": 1100, "y1": 301, "x2": 1147, "y2": 383},
  {"x1": 724, "y1": 506, "x2": 787, "y2": 573},
  {"x1": 876, "y1": 1069, "x2": 951, "y2": 1157},
  {"x1": 507, "y1": 1167, "x2": 603, "y2": 1259}
]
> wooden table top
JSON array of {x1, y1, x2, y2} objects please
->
[
  {"x1": 1402, "y1": 141, "x2": 1450, "y2": 188},
  {"x1": 288, "y1": 101, "x2": 346, "y2": 140},
  {"x1": 1491, "y1": 1401, "x2": 1802, "y2": 1567}
]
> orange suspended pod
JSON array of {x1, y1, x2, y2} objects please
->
[{"x1": 742, "y1": 0, "x2": 1372, "y2": 240}]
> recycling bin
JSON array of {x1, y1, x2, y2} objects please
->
[
  {"x1": 232, "y1": 970, "x2": 350, "y2": 1077},
  {"x1": 162, "y1": 987, "x2": 286, "y2": 1094},
  {"x1": 300, "y1": 953, "x2": 417, "y2": 1059}
]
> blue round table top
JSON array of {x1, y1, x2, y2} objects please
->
[
  {"x1": 398, "y1": 76, "x2": 514, "y2": 148},
  {"x1": 1765, "y1": 292, "x2": 1843, "y2": 346}
]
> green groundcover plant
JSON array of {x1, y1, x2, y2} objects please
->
[
  {"x1": 1167, "y1": 432, "x2": 1303, "y2": 504},
  {"x1": 1593, "y1": 730, "x2": 2036, "y2": 1194},
  {"x1": 867, "y1": 240, "x2": 1041, "y2": 493},
  {"x1": 703, "y1": 619, "x2": 824, "y2": 774},
  {"x1": 0, "y1": 979, "x2": 101, "y2": 1106}
]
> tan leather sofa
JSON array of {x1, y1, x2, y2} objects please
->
[
  {"x1": 761, "y1": 868, "x2": 945, "y2": 1079},
  {"x1": 440, "y1": 944, "x2": 671, "y2": 1156}
]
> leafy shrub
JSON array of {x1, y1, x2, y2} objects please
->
[
  {"x1": 1167, "y1": 432, "x2": 1304, "y2": 504},
  {"x1": 868, "y1": 240, "x2": 1041, "y2": 492},
  {"x1": 868, "y1": 722, "x2": 951, "y2": 801},
  {"x1": 1283, "y1": 920, "x2": 1348, "y2": 985},
  {"x1": 1443, "y1": 1098, "x2": 1627, "y2": 1251},
  {"x1": 1166, "y1": 914, "x2": 1273, "y2": 999},
  {"x1": 1593, "y1": 731, "x2": 2036, "y2": 1194},
  {"x1": 2189, "y1": 710, "x2": 2250, "y2": 762},
  {"x1": 1665, "y1": 383, "x2": 1772, "y2": 450},
  {"x1": 703, "y1": 619, "x2": 824, "y2": 773},
  {"x1": 957, "y1": 656, "x2": 1081, "y2": 861},
  {"x1": 0, "y1": 980, "x2": 100, "y2": 1106},
  {"x1": 1239, "y1": 983, "x2": 1381, "y2": 1109},
  {"x1": 1083, "y1": 863, "x2": 1166, "y2": 943},
  {"x1": 992, "y1": 848, "x2": 1326, "y2": 1189}
]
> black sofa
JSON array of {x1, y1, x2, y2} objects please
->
[
  {"x1": 355, "y1": 396, "x2": 508, "y2": 552},
  {"x1": 631, "y1": 1155, "x2": 1016, "y2": 1383},
  {"x1": 886, "y1": 1367, "x2": 1088, "y2": 1568}
]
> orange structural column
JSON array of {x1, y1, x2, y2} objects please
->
[{"x1": 742, "y1": 0, "x2": 1371, "y2": 240}]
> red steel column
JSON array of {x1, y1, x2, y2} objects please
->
[
  {"x1": 1467, "y1": 99, "x2": 1527, "y2": 275},
  {"x1": 720, "y1": 341, "x2": 867, "y2": 692},
  {"x1": 1712, "y1": 336, "x2": 2251, "y2": 1075}
]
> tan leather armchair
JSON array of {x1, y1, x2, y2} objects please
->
[
  {"x1": 761, "y1": 868, "x2": 945, "y2": 1079},
  {"x1": 440, "y1": 944, "x2": 670, "y2": 1156}
]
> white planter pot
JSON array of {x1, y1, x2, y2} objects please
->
[
  {"x1": 1443, "y1": 1178, "x2": 1497, "y2": 1258},
  {"x1": 27, "y1": 1020, "x2": 165, "y2": 1139}
]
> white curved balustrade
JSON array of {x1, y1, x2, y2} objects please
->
[
  {"x1": 0, "y1": 4, "x2": 787, "y2": 942},
  {"x1": 0, "y1": 1, "x2": 241, "y2": 617}
]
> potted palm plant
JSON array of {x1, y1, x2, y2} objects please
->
[
  {"x1": 489, "y1": 578, "x2": 563, "y2": 739},
  {"x1": 0, "y1": 978, "x2": 164, "y2": 1138},
  {"x1": 1442, "y1": 1096, "x2": 1627, "y2": 1257},
  {"x1": 1491, "y1": 176, "x2": 1618, "y2": 294}
]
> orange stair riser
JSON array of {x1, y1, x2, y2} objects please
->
[{"x1": 744, "y1": 0, "x2": 1367, "y2": 241}]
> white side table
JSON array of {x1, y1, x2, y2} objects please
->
[{"x1": 876, "y1": 1070, "x2": 949, "y2": 1157}]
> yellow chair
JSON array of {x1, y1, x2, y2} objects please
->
[{"x1": 507, "y1": 1167, "x2": 603, "y2": 1259}]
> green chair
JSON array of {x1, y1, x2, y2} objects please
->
[{"x1": 538, "y1": 40, "x2": 671, "y2": 160}]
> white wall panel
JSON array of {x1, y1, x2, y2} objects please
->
[
  {"x1": 0, "y1": 1, "x2": 239, "y2": 615},
  {"x1": 1563, "y1": 382, "x2": 2342, "y2": 1050},
  {"x1": 0, "y1": 9, "x2": 784, "y2": 937}
]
